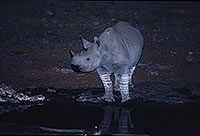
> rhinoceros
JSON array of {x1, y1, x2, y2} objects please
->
[{"x1": 70, "y1": 21, "x2": 144, "y2": 103}]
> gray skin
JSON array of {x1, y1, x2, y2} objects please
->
[{"x1": 70, "y1": 21, "x2": 144, "y2": 103}]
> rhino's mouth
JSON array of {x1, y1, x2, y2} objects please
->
[
  {"x1": 70, "y1": 64, "x2": 92, "y2": 73},
  {"x1": 79, "y1": 67, "x2": 91, "y2": 73},
  {"x1": 79, "y1": 66, "x2": 97, "y2": 73},
  {"x1": 71, "y1": 64, "x2": 81, "y2": 72}
]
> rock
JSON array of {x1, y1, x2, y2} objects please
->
[
  {"x1": 72, "y1": 95, "x2": 75, "y2": 99},
  {"x1": 111, "y1": 18, "x2": 115, "y2": 21},
  {"x1": 156, "y1": 64, "x2": 173, "y2": 70},
  {"x1": 0, "y1": 97, "x2": 7, "y2": 102},
  {"x1": 13, "y1": 93, "x2": 45, "y2": 102},
  {"x1": 145, "y1": 63, "x2": 160, "y2": 75},
  {"x1": 0, "y1": 83, "x2": 16, "y2": 97},
  {"x1": 13, "y1": 93, "x2": 30, "y2": 101},
  {"x1": 42, "y1": 39, "x2": 49, "y2": 45},
  {"x1": 46, "y1": 11, "x2": 54, "y2": 16},
  {"x1": 188, "y1": 51, "x2": 193, "y2": 55},
  {"x1": 185, "y1": 55, "x2": 195, "y2": 62},
  {"x1": 149, "y1": 70, "x2": 160, "y2": 76},
  {"x1": 0, "y1": 88, "x2": 6, "y2": 96},
  {"x1": 93, "y1": 20, "x2": 100, "y2": 26},
  {"x1": 55, "y1": 67, "x2": 73, "y2": 73},
  {"x1": 24, "y1": 58, "x2": 33, "y2": 64},
  {"x1": 170, "y1": 49, "x2": 176, "y2": 56},
  {"x1": 64, "y1": 12, "x2": 69, "y2": 15},
  {"x1": 157, "y1": 65, "x2": 169, "y2": 70},
  {"x1": 76, "y1": 91, "x2": 103, "y2": 103},
  {"x1": 137, "y1": 63, "x2": 148, "y2": 67},
  {"x1": 0, "y1": 83, "x2": 45, "y2": 103},
  {"x1": 41, "y1": 17, "x2": 48, "y2": 23},
  {"x1": 46, "y1": 88, "x2": 56, "y2": 93},
  {"x1": 29, "y1": 94, "x2": 45, "y2": 102}
]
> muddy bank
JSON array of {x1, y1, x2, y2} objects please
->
[
  {"x1": 1, "y1": 82, "x2": 200, "y2": 105},
  {"x1": 1, "y1": 82, "x2": 200, "y2": 114}
]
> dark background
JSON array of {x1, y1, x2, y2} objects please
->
[{"x1": 0, "y1": 0, "x2": 200, "y2": 90}]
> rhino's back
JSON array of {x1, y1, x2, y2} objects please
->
[
  {"x1": 113, "y1": 21, "x2": 144, "y2": 65},
  {"x1": 113, "y1": 21, "x2": 144, "y2": 49},
  {"x1": 99, "y1": 21, "x2": 144, "y2": 66}
]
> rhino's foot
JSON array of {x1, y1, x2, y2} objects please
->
[
  {"x1": 121, "y1": 95, "x2": 131, "y2": 103},
  {"x1": 98, "y1": 95, "x2": 115, "y2": 102}
]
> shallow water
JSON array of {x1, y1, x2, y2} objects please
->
[
  {"x1": 0, "y1": 83, "x2": 200, "y2": 135},
  {"x1": 0, "y1": 97, "x2": 200, "y2": 136}
]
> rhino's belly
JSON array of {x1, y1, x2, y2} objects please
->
[
  {"x1": 111, "y1": 44, "x2": 142, "y2": 66},
  {"x1": 128, "y1": 46, "x2": 143, "y2": 66}
]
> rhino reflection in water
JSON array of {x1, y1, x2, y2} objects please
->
[
  {"x1": 98, "y1": 106, "x2": 134, "y2": 135},
  {"x1": 70, "y1": 21, "x2": 144, "y2": 103}
]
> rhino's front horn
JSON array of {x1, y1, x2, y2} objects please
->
[{"x1": 69, "y1": 49, "x2": 75, "y2": 58}]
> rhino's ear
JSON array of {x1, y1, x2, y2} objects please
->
[
  {"x1": 94, "y1": 36, "x2": 100, "y2": 47},
  {"x1": 80, "y1": 36, "x2": 92, "y2": 49}
]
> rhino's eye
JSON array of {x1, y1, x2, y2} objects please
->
[{"x1": 86, "y1": 58, "x2": 90, "y2": 61}]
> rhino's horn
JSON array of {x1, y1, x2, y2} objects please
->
[{"x1": 69, "y1": 49, "x2": 75, "y2": 57}]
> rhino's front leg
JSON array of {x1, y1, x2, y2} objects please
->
[
  {"x1": 119, "y1": 74, "x2": 131, "y2": 103},
  {"x1": 99, "y1": 74, "x2": 115, "y2": 102},
  {"x1": 97, "y1": 68, "x2": 115, "y2": 102}
]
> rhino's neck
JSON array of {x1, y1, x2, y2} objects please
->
[{"x1": 99, "y1": 50, "x2": 112, "y2": 66}]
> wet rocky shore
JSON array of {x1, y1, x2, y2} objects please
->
[
  {"x1": 1, "y1": 82, "x2": 200, "y2": 114},
  {"x1": 0, "y1": 82, "x2": 200, "y2": 135}
]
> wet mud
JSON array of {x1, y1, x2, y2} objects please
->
[{"x1": 0, "y1": 82, "x2": 200, "y2": 135}]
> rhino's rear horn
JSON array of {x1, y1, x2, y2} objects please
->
[{"x1": 69, "y1": 49, "x2": 75, "y2": 58}]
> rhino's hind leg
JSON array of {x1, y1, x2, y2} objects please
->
[
  {"x1": 115, "y1": 66, "x2": 136, "y2": 92},
  {"x1": 129, "y1": 66, "x2": 136, "y2": 89},
  {"x1": 119, "y1": 74, "x2": 131, "y2": 103},
  {"x1": 98, "y1": 74, "x2": 115, "y2": 102}
]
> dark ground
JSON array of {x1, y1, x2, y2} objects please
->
[{"x1": 0, "y1": 0, "x2": 200, "y2": 91}]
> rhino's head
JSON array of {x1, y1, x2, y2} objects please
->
[{"x1": 70, "y1": 36, "x2": 102, "y2": 73}]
